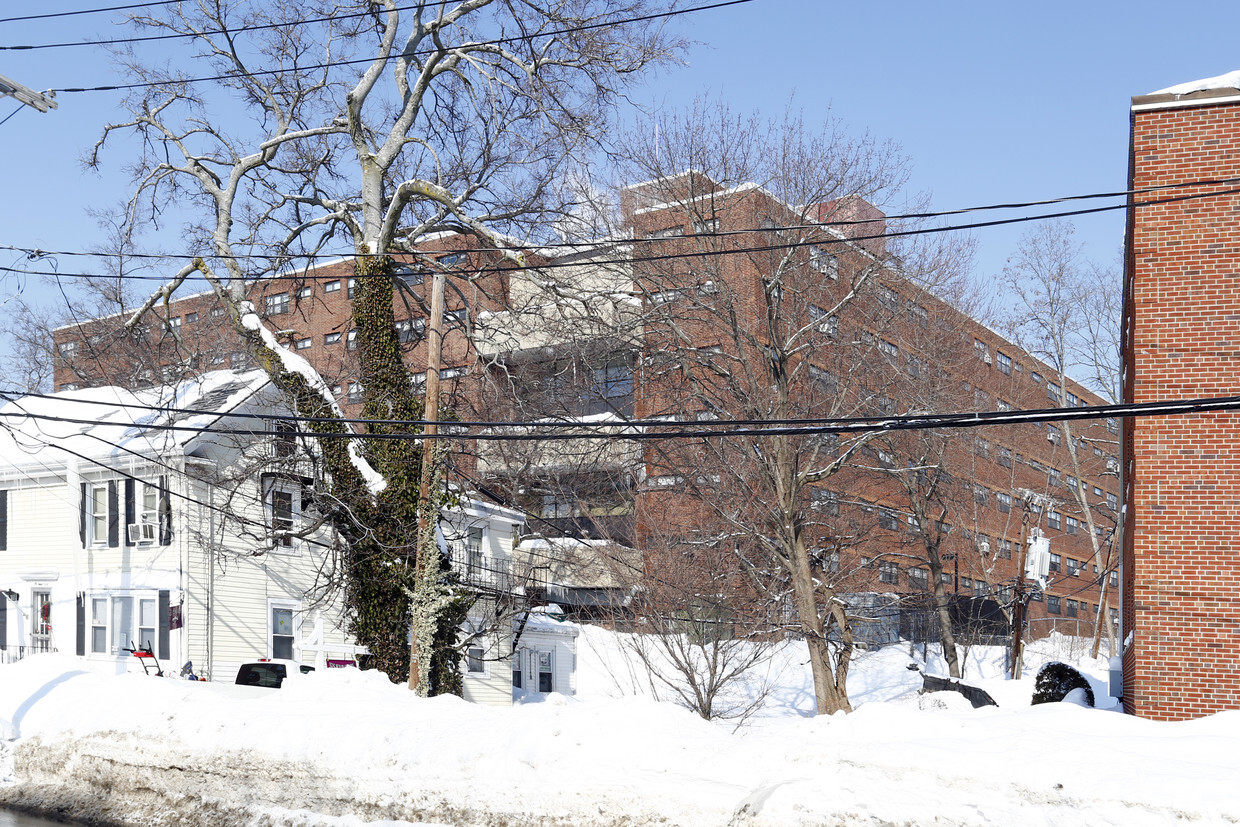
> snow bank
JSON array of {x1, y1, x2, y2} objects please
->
[
  {"x1": 1, "y1": 631, "x2": 1238, "y2": 826},
  {"x1": 1152, "y1": 70, "x2": 1240, "y2": 97}
]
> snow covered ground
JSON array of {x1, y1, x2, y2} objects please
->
[{"x1": 1, "y1": 627, "x2": 1237, "y2": 826}]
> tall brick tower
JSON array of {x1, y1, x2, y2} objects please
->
[{"x1": 1124, "y1": 71, "x2": 1240, "y2": 720}]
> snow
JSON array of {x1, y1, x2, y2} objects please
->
[
  {"x1": 1152, "y1": 70, "x2": 1240, "y2": 97},
  {"x1": 1, "y1": 629, "x2": 1238, "y2": 826}
]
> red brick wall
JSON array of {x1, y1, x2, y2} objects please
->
[{"x1": 1125, "y1": 91, "x2": 1240, "y2": 719}]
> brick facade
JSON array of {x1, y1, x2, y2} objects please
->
[
  {"x1": 1123, "y1": 83, "x2": 1240, "y2": 719},
  {"x1": 52, "y1": 175, "x2": 1118, "y2": 646}
]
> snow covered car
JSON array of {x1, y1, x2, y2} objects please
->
[{"x1": 234, "y1": 659, "x2": 315, "y2": 688}]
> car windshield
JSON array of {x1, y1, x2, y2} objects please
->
[{"x1": 236, "y1": 662, "x2": 288, "y2": 688}]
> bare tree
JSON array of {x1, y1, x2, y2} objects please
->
[
  {"x1": 595, "y1": 100, "x2": 969, "y2": 714},
  {"x1": 1001, "y1": 220, "x2": 1122, "y2": 658},
  {"x1": 80, "y1": 0, "x2": 682, "y2": 690}
]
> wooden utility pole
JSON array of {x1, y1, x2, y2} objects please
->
[
  {"x1": 407, "y1": 265, "x2": 446, "y2": 692},
  {"x1": 0, "y1": 74, "x2": 57, "y2": 113}
]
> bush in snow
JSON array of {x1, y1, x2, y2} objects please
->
[{"x1": 1031, "y1": 661, "x2": 1095, "y2": 707}]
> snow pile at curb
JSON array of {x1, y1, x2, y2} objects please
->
[{"x1": 1, "y1": 633, "x2": 1238, "y2": 826}]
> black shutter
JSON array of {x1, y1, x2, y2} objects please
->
[
  {"x1": 158, "y1": 475, "x2": 171, "y2": 546},
  {"x1": 0, "y1": 489, "x2": 7, "y2": 552},
  {"x1": 124, "y1": 479, "x2": 135, "y2": 547},
  {"x1": 0, "y1": 593, "x2": 7, "y2": 651},
  {"x1": 75, "y1": 594, "x2": 85, "y2": 656},
  {"x1": 107, "y1": 481, "x2": 119, "y2": 548},
  {"x1": 158, "y1": 590, "x2": 170, "y2": 660},
  {"x1": 79, "y1": 482, "x2": 87, "y2": 547}
]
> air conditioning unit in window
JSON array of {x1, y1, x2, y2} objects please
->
[{"x1": 127, "y1": 522, "x2": 157, "y2": 543}]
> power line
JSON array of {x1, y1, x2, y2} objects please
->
[
  {"x1": 0, "y1": 1, "x2": 455, "y2": 51},
  {"x1": 49, "y1": 0, "x2": 758, "y2": 95},
  {"x1": 0, "y1": 386, "x2": 1228, "y2": 443},
  {"x1": 6, "y1": 174, "x2": 1236, "y2": 266},
  {"x1": 9, "y1": 179, "x2": 1240, "y2": 285},
  {"x1": 0, "y1": 0, "x2": 181, "y2": 24}
]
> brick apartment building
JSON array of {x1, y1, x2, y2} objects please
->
[
  {"x1": 1124, "y1": 72, "x2": 1240, "y2": 719},
  {"x1": 51, "y1": 173, "x2": 1119, "y2": 647}
]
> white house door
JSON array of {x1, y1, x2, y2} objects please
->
[
  {"x1": 523, "y1": 647, "x2": 553, "y2": 693},
  {"x1": 31, "y1": 590, "x2": 51, "y2": 653}
]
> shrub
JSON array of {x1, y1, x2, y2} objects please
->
[{"x1": 1032, "y1": 661, "x2": 1095, "y2": 706}]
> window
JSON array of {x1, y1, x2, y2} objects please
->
[
  {"x1": 1047, "y1": 425, "x2": 1061, "y2": 444},
  {"x1": 998, "y1": 447, "x2": 1012, "y2": 469},
  {"x1": 1106, "y1": 417, "x2": 1119, "y2": 434},
  {"x1": 1068, "y1": 391, "x2": 1080, "y2": 407},
  {"x1": 878, "y1": 286, "x2": 899, "y2": 308},
  {"x1": 1048, "y1": 382, "x2": 1061, "y2": 402},
  {"x1": 325, "y1": 280, "x2": 341, "y2": 293},
  {"x1": 996, "y1": 492, "x2": 1012, "y2": 513},
  {"x1": 973, "y1": 580, "x2": 989, "y2": 596},
  {"x1": 1107, "y1": 493, "x2": 1118, "y2": 511},
  {"x1": 907, "y1": 301, "x2": 929, "y2": 327},
  {"x1": 646, "y1": 225, "x2": 683, "y2": 239},
  {"x1": 974, "y1": 338, "x2": 988, "y2": 361},
  {"x1": 271, "y1": 605, "x2": 296, "y2": 659},
  {"x1": 265, "y1": 293, "x2": 289, "y2": 316},
  {"x1": 230, "y1": 352, "x2": 251, "y2": 369},
  {"x1": 809, "y1": 304, "x2": 837, "y2": 335},
  {"x1": 1065, "y1": 599, "x2": 1078, "y2": 618},
  {"x1": 466, "y1": 526, "x2": 484, "y2": 579},
  {"x1": 879, "y1": 510, "x2": 899, "y2": 531},
  {"x1": 347, "y1": 329, "x2": 358, "y2": 351},
  {"x1": 296, "y1": 286, "x2": 311, "y2": 299},
  {"x1": 960, "y1": 577, "x2": 973, "y2": 592},
  {"x1": 692, "y1": 217, "x2": 719, "y2": 234},
  {"x1": 347, "y1": 382, "x2": 363, "y2": 404},
  {"x1": 324, "y1": 331, "x2": 342, "y2": 346},
  {"x1": 975, "y1": 438, "x2": 990, "y2": 458},
  {"x1": 536, "y1": 650, "x2": 554, "y2": 692},
  {"x1": 589, "y1": 360, "x2": 634, "y2": 414},
  {"x1": 1066, "y1": 516, "x2": 1079, "y2": 535},
  {"x1": 396, "y1": 319, "x2": 425, "y2": 343},
  {"x1": 809, "y1": 246, "x2": 838, "y2": 278},
  {"x1": 1031, "y1": 370, "x2": 1043, "y2": 385},
  {"x1": 809, "y1": 365, "x2": 837, "y2": 393},
  {"x1": 998, "y1": 538, "x2": 1013, "y2": 559},
  {"x1": 1048, "y1": 468, "x2": 1061, "y2": 488},
  {"x1": 211, "y1": 306, "x2": 225, "y2": 318},
  {"x1": 184, "y1": 311, "x2": 199, "y2": 323},
  {"x1": 1047, "y1": 595, "x2": 1061, "y2": 614},
  {"x1": 90, "y1": 598, "x2": 107, "y2": 653},
  {"x1": 466, "y1": 646, "x2": 486, "y2": 674},
  {"x1": 1109, "y1": 570, "x2": 1119, "y2": 588},
  {"x1": 810, "y1": 488, "x2": 839, "y2": 516},
  {"x1": 974, "y1": 486, "x2": 989, "y2": 506},
  {"x1": 878, "y1": 561, "x2": 899, "y2": 584},
  {"x1": 1049, "y1": 553, "x2": 1061, "y2": 573},
  {"x1": 1066, "y1": 558, "x2": 1080, "y2": 576},
  {"x1": 909, "y1": 567, "x2": 929, "y2": 590},
  {"x1": 906, "y1": 354, "x2": 927, "y2": 378},
  {"x1": 347, "y1": 278, "x2": 356, "y2": 299},
  {"x1": 273, "y1": 422, "x2": 297, "y2": 458},
  {"x1": 512, "y1": 649, "x2": 523, "y2": 688},
  {"x1": 168, "y1": 316, "x2": 182, "y2": 330},
  {"x1": 89, "y1": 483, "x2": 110, "y2": 545},
  {"x1": 264, "y1": 478, "x2": 300, "y2": 549},
  {"x1": 1066, "y1": 474, "x2": 1078, "y2": 490},
  {"x1": 394, "y1": 264, "x2": 425, "y2": 286},
  {"x1": 996, "y1": 399, "x2": 1012, "y2": 412},
  {"x1": 1048, "y1": 511, "x2": 1061, "y2": 530},
  {"x1": 295, "y1": 337, "x2": 312, "y2": 350},
  {"x1": 996, "y1": 352, "x2": 1012, "y2": 374},
  {"x1": 877, "y1": 450, "x2": 895, "y2": 468}
]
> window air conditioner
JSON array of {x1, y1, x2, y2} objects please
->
[{"x1": 127, "y1": 522, "x2": 157, "y2": 543}]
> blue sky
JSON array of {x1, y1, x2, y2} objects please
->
[{"x1": 2, "y1": 0, "x2": 1239, "y2": 320}]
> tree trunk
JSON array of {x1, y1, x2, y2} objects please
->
[{"x1": 788, "y1": 540, "x2": 851, "y2": 715}]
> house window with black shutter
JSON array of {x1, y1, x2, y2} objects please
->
[
  {"x1": 83, "y1": 481, "x2": 121, "y2": 547},
  {"x1": 0, "y1": 489, "x2": 7, "y2": 551}
]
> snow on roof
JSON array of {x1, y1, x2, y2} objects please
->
[
  {"x1": 1151, "y1": 70, "x2": 1240, "y2": 97},
  {"x1": 0, "y1": 369, "x2": 270, "y2": 472}
]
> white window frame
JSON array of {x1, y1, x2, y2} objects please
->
[
  {"x1": 267, "y1": 599, "x2": 301, "y2": 660},
  {"x1": 87, "y1": 590, "x2": 160, "y2": 658},
  {"x1": 264, "y1": 478, "x2": 302, "y2": 552},
  {"x1": 126, "y1": 479, "x2": 161, "y2": 545},
  {"x1": 88, "y1": 483, "x2": 110, "y2": 546}
]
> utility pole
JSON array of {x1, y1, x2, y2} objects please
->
[
  {"x1": 408, "y1": 263, "x2": 446, "y2": 693},
  {"x1": 0, "y1": 74, "x2": 57, "y2": 113}
]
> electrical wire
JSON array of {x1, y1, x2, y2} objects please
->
[
  {"x1": 5, "y1": 174, "x2": 1235, "y2": 265},
  {"x1": 48, "y1": 0, "x2": 758, "y2": 95},
  {"x1": 0, "y1": 105, "x2": 26, "y2": 128},
  {"x1": 7, "y1": 179, "x2": 1239, "y2": 284},
  {"x1": 0, "y1": 0, "x2": 182, "y2": 24},
  {"x1": 0, "y1": 1, "x2": 454, "y2": 51},
  {"x1": 0, "y1": 387, "x2": 1227, "y2": 442}
]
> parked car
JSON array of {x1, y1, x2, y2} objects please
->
[{"x1": 235, "y1": 659, "x2": 315, "y2": 688}]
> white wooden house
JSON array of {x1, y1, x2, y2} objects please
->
[
  {"x1": 0, "y1": 371, "x2": 359, "y2": 680},
  {"x1": 0, "y1": 369, "x2": 578, "y2": 702}
]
